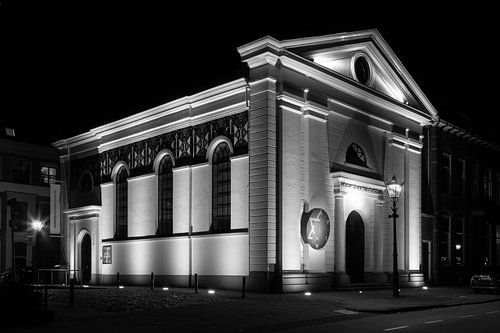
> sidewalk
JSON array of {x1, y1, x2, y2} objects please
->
[{"x1": 7, "y1": 285, "x2": 500, "y2": 332}]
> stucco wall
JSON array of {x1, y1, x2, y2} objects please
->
[{"x1": 128, "y1": 174, "x2": 157, "y2": 237}]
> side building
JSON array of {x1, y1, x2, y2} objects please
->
[
  {"x1": 0, "y1": 126, "x2": 61, "y2": 280},
  {"x1": 422, "y1": 120, "x2": 500, "y2": 285},
  {"x1": 53, "y1": 30, "x2": 437, "y2": 291}
]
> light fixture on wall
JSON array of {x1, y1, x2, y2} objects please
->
[{"x1": 385, "y1": 175, "x2": 404, "y2": 297}]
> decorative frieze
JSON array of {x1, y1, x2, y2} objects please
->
[{"x1": 70, "y1": 111, "x2": 248, "y2": 187}]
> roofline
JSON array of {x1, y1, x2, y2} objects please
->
[
  {"x1": 435, "y1": 118, "x2": 500, "y2": 151},
  {"x1": 52, "y1": 78, "x2": 249, "y2": 150}
]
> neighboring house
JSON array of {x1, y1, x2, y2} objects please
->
[
  {"x1": 0, "y1": 125, "x2": 61, "y2": 280},
  {"x1": 421, "y1": 120, "x2": 500, "y2": 285},
  {"x1": 53, "y1": 29, "x2": 437, "y2": 291}
]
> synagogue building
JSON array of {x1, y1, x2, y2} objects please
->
[{"x1": 53, "y1": 30, "x2": 438, "y2": 291}]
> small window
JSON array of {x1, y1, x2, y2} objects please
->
[
  {"x1": 41, "y1": 165, "x2": 57, "y2": 185},
  {"x1": 11, "y1": 201, "x2": 28, "y2": 231},
  {"x1": 496, "y1": 225, "x2": 500, "y2": 265},
  {"x1": 14, "y1": 242, "x2": 27, "y2": 272},
  {"x1": 453, "y1": 217, "x2": 464, "y2": 265},
  {"x1": 496, "y1": 173, "x2": 500, "y2": 206},
  {"x1": 439, "y1": 216, "x2": 450, "y2": 265},
  {"x1": 485, "y1": 169, "x2": 493, "y2": 200},
  {"x1": 473, "y1": 164, "x2": 479, "y2": 199},
  {"x1": 11, "y1": 158, "x2": 30, "y2": 184},
  {"x1": 441, "y1": 154, "x2": 451, "y2": 195},
  {"x1": 346, "y1": 143, "x2": 367, "y2": 168}
]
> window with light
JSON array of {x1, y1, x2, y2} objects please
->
[
  {"x1": 157, "y1": 155, "x2": 173, "y2": 236},
  {"x1": 212, "y1": 142, "x2": 231, "y2": 233},
  {"x1": 115, "y1": 166, "x2": 128, "y2": 239},
  {"x1": 41, "y1": 165, "x2": 57, "y2": 184}
]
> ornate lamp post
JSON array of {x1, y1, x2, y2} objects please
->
[{"x1": 385, "y1": 175, "x2": 404, "y2": 297}]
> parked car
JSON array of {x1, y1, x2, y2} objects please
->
[{"x1": 470, "y1": 270, "x2": 500, "y2": 294}]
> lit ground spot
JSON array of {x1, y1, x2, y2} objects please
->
[
  {"x1": 384, "y1": 326, "x2": 408, "y2": 331},
  {"x1": 459, "y1": 315, "x2": 475, "y2": 318},
  {"x1": 333, "y1": 309, "x2": 359, "y2": 315}
]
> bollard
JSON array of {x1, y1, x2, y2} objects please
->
[
  {"x1": 69, "y1": 278, "x2": 75, "y2": 307},
  {"x1": 194, "y1": 273, "x2": 198, "y2": 293},
  {"x1": 116, "y1": 272, "x2": 120, "y2": 288},
  {"x1": 44, "y1": 285, "x2": 48, "y2": 310},
  {"x1": 150, "y1": 272, "x2": 154, "y2": 291},
  {"x1": 241, "y1": 276, "x2": 246, "y2": 299}
]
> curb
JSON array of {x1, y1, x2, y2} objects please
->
[{"x1": 346, "y1": 297, "x2": 500, "y2": 314}]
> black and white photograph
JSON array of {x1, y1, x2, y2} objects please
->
[{"x1": 1, "y1": 2, "x2": 500, "y2": 332}]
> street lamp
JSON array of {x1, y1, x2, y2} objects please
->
[
  {"x1": 385, "y1": 175, "x2": 404, "y2": 297},
  {"x1": 32, "y1": 219, "x2": 46, "y2": 283}
]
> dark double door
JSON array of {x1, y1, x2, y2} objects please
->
[{"x1": 346, "y1": 211, "x2": 365, "y2": 283}]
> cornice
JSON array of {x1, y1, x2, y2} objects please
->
[
  {"x1": 97, "y1": 102, "x2": 248, "y2": 153},
  {"x1": 52, "y1": 79, "x2": 248, "y2": 150},
  {"x1": 237, "y1": 36, "x2": 281, "y2": 58},
  {"x1": 64, "y1": 205, "x2": 102, "y2": 217}
]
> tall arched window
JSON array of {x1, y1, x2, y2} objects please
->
[
  {"x1": 212, "y1": 142, "x2": 232, "y2": 232},
  {"x1": 157, "y1": 155, "x2": 173, "y2": 236},
  {"x1": 346, "y1": 143, "x2": 368, "y2": 168},
  {"x1": 115, "y1": 166, "x2": 128, "y2": 239}
]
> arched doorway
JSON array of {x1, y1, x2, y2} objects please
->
[
  {"x1": 81, "y1": 234, "x2": 91, "y2": 284},
  {"x1": 346, "y1": 211, "x2": 365, "y2": 283}
]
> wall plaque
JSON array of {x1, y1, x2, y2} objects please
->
[{"x1": 301, "y1": 208, "x2": 330, "y2": 250}]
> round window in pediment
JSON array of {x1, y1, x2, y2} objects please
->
[{"x1": 353, "y1": 55, "x2": 371, "y2": 85}]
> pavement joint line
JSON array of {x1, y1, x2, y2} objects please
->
[
  {"x1": 384, "y1": 325, "x2": 408, "y2": 331},
  {"x1": 424, "y1": 320, "x2": 443, "y2": 324}
]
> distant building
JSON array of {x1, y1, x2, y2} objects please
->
[
  {"x1": 421, "y1": 120, "x2": 500, "y2": 285},
  {"x1": 0, "y1": 125, "x2": 61, "y2": 280},
  {"x1": 53, "y1": 30, "x2": 438, "y2": 291}
]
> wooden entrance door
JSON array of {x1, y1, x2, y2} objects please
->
[
  {"x1": 81, "y1": 234, "x2": 91, "y2": 284},
  {"x1": 346, "y1": 211, "x2": 365, "y2": 283}
]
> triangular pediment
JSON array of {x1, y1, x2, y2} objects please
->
[
  {"x1": 238, "y1": 30, "x2": 438, "y2": 122},
  {"x1": 279, "y1": 30, "x2": 438, "y2": 120}
]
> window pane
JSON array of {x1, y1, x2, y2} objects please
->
[
  {"x1": 157, "y1": 156, "x2": 173, "y2": 236},
  {"x1": 212, "y1": 143, "x2": 231, "y2": 232}
]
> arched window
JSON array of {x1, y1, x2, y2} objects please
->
[
  {"x1": 346, "y1": 143, "x2": 367, "y2": 168},
  {"x1": 115, "y1": 166, "x2": 128, "y2": 239},
  {"x1": 157, "y1": 155, "x2": 173, "y2": 236},
  {"x1": 212, "y1": 142, "x2": 232, "y2": 232}
]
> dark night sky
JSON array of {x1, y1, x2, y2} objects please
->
[{"x1": 1, "y1": 2, "x2": 499, "y2": 146}]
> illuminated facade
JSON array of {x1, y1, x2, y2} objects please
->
[{"x1": 53, "y1": 30, "x2": 438, "y2": 291}]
